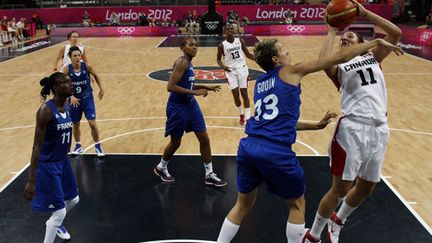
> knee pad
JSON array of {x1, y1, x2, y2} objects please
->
[
  {"x1": 65, "y1": 196, "x2": 80, "y2": 211},
  {"x1": 46, "y1": 208, "x2": 66, "y2": 227},
  {"x1": 67, "y1": 196, "x2": 80, "y2": 207}
]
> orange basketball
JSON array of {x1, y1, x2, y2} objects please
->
[{"x1": 326, "y1": 0, "x2": 359, "y2": 29}]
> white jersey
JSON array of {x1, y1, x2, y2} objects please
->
[
  {"x1": 337, "y1": 52, "x2": 387, "y2": 123},
  {"x1": 63, "y1": 44, "x2": 85, "y2": 67},
  {"x1": 222, "y1": 38, "x2": 246, "y2": 68}
]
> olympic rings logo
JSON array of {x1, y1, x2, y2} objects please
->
[
  {"x1": 420, "y1": 31, "x2": 432, "y2": 42},
  {"x1": 117, "y1": 27, "x2": 136, "y2": 35},
  {"x1": 206, "y1": 24, "x2": 217, "y2": 30},
  {"x1": 286, "y1": 25, "x2": 305, "y2": 33}
]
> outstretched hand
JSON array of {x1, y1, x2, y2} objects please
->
[
  {"x1": 208, "y1": 85, "x2": 221, "y2": 92},
  {"x1": 350, "y1": 0, "x2": 368, "y2": 17},
  {"x1": 194, "y1": 89, "x2": 208, "y2": 97},
  {"x1": 316, "y1": 111, "x2": 338, "y2": 129},
  {"x1": 70, "y1": 96, "x2": 80, "y2": 107}
]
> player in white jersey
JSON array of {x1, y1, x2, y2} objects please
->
[
  {"x1": 217, "y1": 25, "x2": 255, "y2": 125},
  {"x1": 304, "y1": 1, "x2": 403, "y2": 243},
  {"x1": 53, "y1": 31, "x2": 87, "y2": 72}
]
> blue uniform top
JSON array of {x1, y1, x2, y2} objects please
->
[
  {"x1": 68, "y1": 62, "x2": 93, "y2": 99},
  {"x1": 168, "y1": 59, "x2": 196, "y2": 104},
  {"x1": 39, "y1": 100, "x2": 73, "y2": 162},
  {"x1": 245, "y1": 66, "x2": 301, "y2": 146}
]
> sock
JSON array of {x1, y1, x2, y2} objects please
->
[
  {"x1": 44, "y1": 222, "x2": 58, "y2": 243},
  {"x1": 157, "y1": 157, "x2": 169, "y2": 169},
  {"x1": 310, "y1": 212, "x2": 329, "y2": 238},
  {"x1": 204, "y1": 162, "x2": 213, "y2": 176},
  {"x1": 336, "y1": 201, "x2": 357, "y2": 222},
  {"x1": 44, "y1": 208, "x2": 66, "y2": 243},
  {"x1": 286, "y1": 222, "x2": 305, "y2": 243},
  {"x1": 237, "y1": 106, "x2": 244, "y2": 115},
  {"x1": 244, "y1": 108, "x2": 251, "y2": 120},
  {"x1": 217, "y1": 217, "x2": 240, "y2": 243},
  {"x1": 76, "y1": 141, "x2": 81, "y2": 145}
]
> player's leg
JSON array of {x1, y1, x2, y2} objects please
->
[
  {"x1": 87, "y1": 120, "x2": 100, "y2": 143},
  {"x1": 327, "y1": 124, "x2": 389, "y2": 242},
  {"x1": 306, "y1": 118, "x2": 369, "y2": 242},
  {"x1": 154, "y1": 135, "x2": 182, "y2": 183},
  {"x1": 238, "y1": 67, "x2": 250, "y2": 120},
  {"x1": 84, "y1": 96, "x2": 104, "y2": 156},
  {"x1": 217, "y1": 189, "x2": 258, "y2": 243},
  {"x1": 162, "y1": 135, "x2": 182, "y2": 162},
  {"x1": 285, "y1": 196, "x2": 306, "y2": 243},
  {"x1": 195, "y1": 131, "x2": 227, "y2": 187},
  {"x1": 226, "y1": 71, "x2": 243, "y2": 124},
  {"x1": 155, "y1": 103, "x2": 188, "y2": 183},
  {"x1": 264, "y1": 151, "x2": 306, "y2": 243},
  {"x1": 70, "y1": 104, "x2": 83, "y2": 155}
]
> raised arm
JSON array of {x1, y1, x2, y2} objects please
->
[
  {"x1": 319, "y1": 27, "x2": 339, "y2": 82},
  {"x1": 283, "y1": 38, "x2": 403, "y2": 86},
  {"x1": 355, "y1": 0, "x2": 402, "y2": 62},
  {"x1": 296, "y1": 111, "x2": 337, "y2": 131},
  {"x1": 23, "y1": 105, "x2": 51, "y2": 202},
  {"x1": 241, "y1": 38, "x2": 255, "y2": 61}
]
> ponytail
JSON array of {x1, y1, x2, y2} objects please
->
[
  {"x1": 39, "y1": 77, "x2": 51, "y2": 101},
  {"x1": 39, "y1": 72, "x2": 66, "y2": 101}
]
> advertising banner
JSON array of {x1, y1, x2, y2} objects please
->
[{"x1": 0, "y1": 5, "x2": 392, "y2": 24}]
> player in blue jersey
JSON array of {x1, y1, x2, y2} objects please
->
[
  {"x1": 153, "y1": 37, "x2": 227, "y2": 187},
  {"x1": 216, "y1": 38, "x2": 403, "y2": 243},
  {"x1": 63, "y1": 46, "x2": 105, "y2": 157},
  {"x1": 23, "y1": 72, "x2": 80, "y2": 242}
]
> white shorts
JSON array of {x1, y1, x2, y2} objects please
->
[
  {"x1": 225, "y1": 65, "x2": 249, "y2": 90},
  {"x1": 329, "y1": 116, "x2": 390, "y2": 183}
]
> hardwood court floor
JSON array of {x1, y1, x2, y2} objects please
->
[{"x1": 0, "y1": 35, "x2": 431, "y2": 230}]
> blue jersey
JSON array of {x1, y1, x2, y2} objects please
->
[
  {"x1": 245, "y1": 66, "x2": 301, "y2": 145},
  {"x1": 168, "y1": 59, "x2": 195, "y2": 104},
  {"x1": 39, "y1": 100, "x2": 73, "y2": 162},
  {"x1": 68, "y1": 62, "x2": 93, "y2": 99}
]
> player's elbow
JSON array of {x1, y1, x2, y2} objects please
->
[{"x1": 392, "y1": 29, "x2": 402, "y2": 41}]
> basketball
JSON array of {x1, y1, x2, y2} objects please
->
[{"x1": 326, "y1": 0, "x2": 359, "y2": 29}]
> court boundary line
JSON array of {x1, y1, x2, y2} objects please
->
[
  {"x1": 156, "y1": 37, "x2": 168, "y2": 48},
  {"x1": 381, "y1": 177, "x2": 432, "y2": 235},
  {"x1": 0, "y1": 162, "x2": 29, "y2": 193}
]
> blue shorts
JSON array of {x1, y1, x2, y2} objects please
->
[
  {"x1": 165, "y1": 100, "x2": 206, "y2": 137},
  {"x1": 70, "y1": 95, "x2": 96, "y2": 123},
  {"x1": 31, "y1": 157, "x2": 79, "y2": 212},
  {"x1": 236, "y1": 137, "x2": 305, "y2": 199}
]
